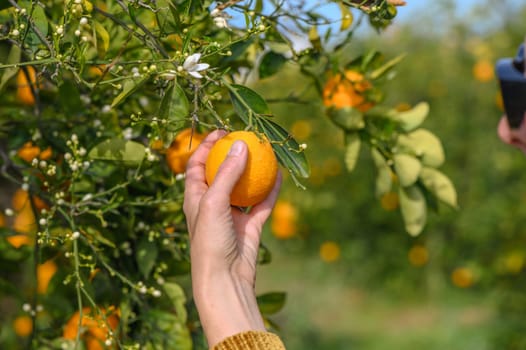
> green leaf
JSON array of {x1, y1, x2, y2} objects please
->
[
  {"x1": 257, "y1": 118, "x2": 310, "y2": 180},
  {"x1": 88, "y1": 139, "x2": 146, "y2": 166},
  {"x1": 370, "y1": 53, "x2": 405, "y2": 79},
  {"x1": 266, "y1": 41, "x2": 291, "y2": 54},
  {"x1": 255, "y1": 0, "x2": 263, "y2": 13},
  {"x1": 0, "y1": 45, "x2": 21, "y2": 92},
  {"x1": 229, "y1": 84, "x2": 271, "y2": 125},
  {"x1": 127, "y1": 3, "x2": 137, "y2": 22},
  {"x1": 136, "y1": 237, "x2": 158, "y2": 278},
  {"x1": 257, "y1": 292, "x2": 287, "y2": 315},
  {"x1": 155, "y1": 0, "x2": 178, "y2": 29},
  {"x1": 360, "y1": 51, "x2": 383, "y2": 71},
  {"x1": 32, "y1": 5, "x2": 48, "y2": 36},
  {"x1": 158, "y1": 81, "x2": 189, "y2": 122},
  {"x1": 339, "y1": 3, "x2": 354, "y2": 30},
  {"x1": 344, "y1": 132, "x2": 360, "y2": 172},
  {"x1": 111, "y1": 75, "x2": 148, "y2": 108},
  {"x1": 143, "y1": 309, "x2": 192, "y2": 350},
  {"x1": 399, "y1": 185, "x2": 427, "y2": 236},
  {"x1": 220, "y1": 37, "x2": 255, "y2": 65},
  {"x1": 419, "y1": 167, "x2": 458, "y2": 209},
  {"x1": 397, "y1": 128, "x2": 445, "y2": 167},
  {"x1": 258, "y1": 242, "x2": 272, "y2": 265},
  {"x1": 393, "y1": 153, "x2": 421, "y2": 187},
  {"x1": 308, "y1": 26, "x2": 322, "y2": 51},
  {"x1": 0, "y1": 1, "x2": 12, "y2": 10},
  {"x1": 327, "y1": 107, "x2": 365, "y2": 131},
  {"x1": 259, "y1": 51, "x2": 287, "y2": 79},
  {"x1": 83, "y1": 227, "x2": 115, "y2": 248},
  {"x1": 163, "y1": 282, "x2": 187, "y2": 323},
  {"x1": 94, "y1": 21, "x2": 110, "y2": 58},
  {"x1": 393, "y1": 102, "x2": 430, "y2": 132},
  {"x1": 58, "y1": 80, "x2": 82, "y2": 114},
  {"x1": 371, "y1": 148, "x2": 392, "y2": 196}
]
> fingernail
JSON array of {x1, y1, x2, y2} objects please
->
[{"x1": 228, "y1": 140, "x2": 245, "y2": 156}]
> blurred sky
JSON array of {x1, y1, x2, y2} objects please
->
[
  {"x1": 227, "y1": 1, "x2": 525, "y2": 50},
  {"x1": 395, "y1": 0, "x2": 523, "y2": 26}
]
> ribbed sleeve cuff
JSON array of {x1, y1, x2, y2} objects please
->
[{"x1": 212, "y1": 330, "x2": 286, "y2": 350}]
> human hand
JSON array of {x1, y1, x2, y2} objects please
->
[
  {"x1": 183, "y1": 129, "x2": 282, "y2": 347},
  {"x1": 498, "y1": 115, "x2": 526, "y2": 154}
]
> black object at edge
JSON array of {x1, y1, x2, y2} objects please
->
[{"x1": 496, "y1": 44, "x2": 526, "y2": 129}]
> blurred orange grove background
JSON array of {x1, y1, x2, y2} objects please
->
[{"x1": 1, "y1": 1, "x2": 526, "y2": 349}]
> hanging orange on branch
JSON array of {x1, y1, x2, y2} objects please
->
[
  {"x1": 205, "y1": 131, "x2": 278, "y2": 207},
  {"x1": 322, "y1": 70, "x2": 374, "y2": 112},
  {"x1": 165, "y1": 128, "x2": 207, "y2": 174}
]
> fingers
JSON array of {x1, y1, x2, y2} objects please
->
[
  {"x1": 204, "y1": 140, "x2": 248, "y2": 208},
  {"x1": 185, "y1": 129, "x2": 227, "y2": 182},
  {"x1": 498, "y1": 115, "x2": 526, "y2": 154},
  {"x1": 247, "y1": 170, "x2": 283, "y2": 227},
  {"x1": 498, "y1": 116, "x2": 513, "y2": 145},
  {"x1": 184, "y1": 130, "x2": 227, "y2": 225}
]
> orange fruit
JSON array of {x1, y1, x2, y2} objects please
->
[
  {"x1": 150, "y1": 139, "x2": 164, "y2": 151},
  {"x1": 271, "y1": 200, "x2": 298, "y2": 239},
  {"x1": 63, "y1": 307, "x2": 119, "y2": 350},
  {"x1": 12, "y1": 189, "x2": 30, "y2": 211},
  {"x1": 12, "y1": 209, "x2": 37, "y2": 234},
  {"x1": 32, "y1": 195, "x2": 49, "y2": 211},
  {"x1": 166, "y1": 128, "x2": 207, "y2": 174},
  {"x1": 290, "y1": 120, "x2": 312, "y2": 140},
  {"x1": 205, "y1": 131, "x2": 278, "y2": 207},
  {"x1": 395, "y1": 102, "x2": 412, "y2": 112},
  {"x1": 39, "y1": 147, "x2": 53, "y2": 160},
  {"x1": 322, "y1": 157, "x2": 342, "y2": 177},
  {"x1": 408, "y1": 245, "x2": 429, "y2": 267},
  {"x1": 380, "y1": 192, "x2": 399, "y2": 211},
  {"x1": 451, "y1": 267, "x2": 474, "y2": 288},
  {"x1": 16, "y1": 66, "x2": 39, "y2": 105},
  {"x1": 37, "y1": 259, "x2": 58, "y2": 294},
  {"x1": 322, "y1": 70, "x2": 373, "y2": 112},
  {"x1": 473, "y1": 59, "x2": 494, "y2": 82},
  {"x1": 320, "y1": 241, "x2": 341, "y2": 263},
  {"x1": 13, "y1": 315, "x2": 33, "y2": 337},
  {"x1": 0, "y1": 212, "x2": 5, "y2": 227},
  {"x1": 7, "y1": 235, "x2": 32, "y2": 248},
  {"x1": 88, "y1": 65, "x2": 107, "y2": 78},
  {"x1": 164, "y1": 33, "x2": 183, "y2": 50},
  {"x1": 17, "y1": 141, "x2": 41, "y2": 163},
  {"x1": 7, "y1": 189, "x2": 36, "y2": 248}
]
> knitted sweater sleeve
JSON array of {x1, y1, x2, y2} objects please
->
[{"x1": 212, "y1": 331, "x2": 286, "y2": 350}]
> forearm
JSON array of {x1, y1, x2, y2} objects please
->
[{"x1": 193, "y1": 270, "x2": 266, "y2": 348}]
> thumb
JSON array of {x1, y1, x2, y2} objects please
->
[{"x1": 206, "y1": 140, "x2": 248, "y2": 203}]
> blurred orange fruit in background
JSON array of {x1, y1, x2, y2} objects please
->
[
  {"x1": 17, "y1": 142, "x2": 41, "y2": 163},
  {"x1": 63, "y1": 307, "x2": 119, "y2": 350},
  {"x1": 166, "y1": 128, "x2": 206, "y2": 174},
  {"x1": 37, "y1": 259, "x2": 58, "y2": 294},
  {"x1": 320, "y1": 241, "x2": 341, "y2": 263},
  {"x1": 271, "y1": 200, "x2": 298, "y2": 239},
  {"x1": 323, "y1": 70, "x2": 373, "y2": 112},
  {"x1": 7, "y1": 189, "x2": 36, "y2": 248},
  {"x1": 16, "y1": 66, "x2": 39, "y2": 106},
  {"x1": 380, "y1": 191, "x2": 399, "y2": 211},
  {"x1": 291, "y1": 120, "x2": 312, "y2": 141},
  {"x1": 13, "y1": 315, "x2": 33, "y2": 337},
  {"x1": 451, "y1": 267, "x2": 475, "y2": 288},
  {"x1": 472, "y1": 59, "x2": 494, "y2": 82},
  {"x1": 408, "y1": 245, "x2": 429, "y2": 267}
]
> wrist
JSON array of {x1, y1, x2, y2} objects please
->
[{"x1": 192, "y1": 271, "x2": 266, "y2": 348}]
